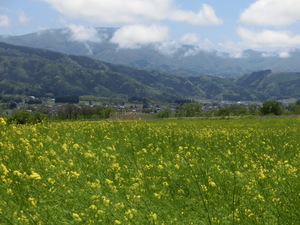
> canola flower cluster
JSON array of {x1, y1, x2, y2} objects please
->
[{"x1": 0, "y1": 117, "x2": 299, "y2": 224}]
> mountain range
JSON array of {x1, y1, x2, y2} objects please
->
[
  {"x1": 2, "y1": 27, "x2": 300, "y2": 78},
  {"x1": 0, "y1": 41, "x2": 299, "y2": 101}
]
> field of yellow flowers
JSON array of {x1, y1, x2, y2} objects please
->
[{"x1": 0, "y1": 117, "x2": 299, "y2": 224}]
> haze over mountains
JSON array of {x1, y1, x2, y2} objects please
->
[{"x1": 1, "y1": 27, "x2": 300, "y2": 78}]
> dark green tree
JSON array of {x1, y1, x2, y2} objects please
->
[
  {"x1": 176, "y1": 102, "x2": 202, "y2": 117},
  {"x1": 260, "y1": 100, "x2": 283, "y2": 115},
  {"x1": 156, "y1": 109, "x2": 172, "y2": 118}
]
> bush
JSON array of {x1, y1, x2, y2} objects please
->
[
  {"x1": 7, "y1": 110, "x2": 47, "y2": 125},
  {"x1": 156, "y1": 109, "x2": 172, "y2": 118},
  {"x1": 290, "y1": 105, "x2": 300, "y2": 115},
  {"x1": 176, "y1": 103, "x2": 202, "y2": 117}
]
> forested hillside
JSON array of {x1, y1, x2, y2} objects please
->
[{"x1": 0, "y1": 42, "x2": 299, "y2": 101}]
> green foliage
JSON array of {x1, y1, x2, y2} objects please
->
[
  {"x1": 6, "y1": 110, "x2": 47, "y2": 124},
  {"x1": 217, "y1": 107, "x2": 230, "y2": 117},
  {"x1": 56, "y1": 104, "x2": 115, "y2": 120},
  {"x1": 217, "y1": 104, "x2": 248, "y2": 117},
  {"x1": 176, "y1": 102, "x2": 202, "y2": 117},
  {"x1": 155, "y1": 108, "x2": 172, "y2": 118},
  {"x1": 248, "y1": 104, "x2": 260, "y2": 115},
  {"x1": 236, "y1": 70, "x2": 300, "y2": 100},
  {"x1": 143, "y1": 108, "x2": 152, "y2": 114},
  {"x1": 261, "y1": 100, "x2": 283, "y2": 115},
  {"x1": 55, "y1": 96, "x2": 79, "y2": 104},
  {"x1": 290, "y1": 105, "x2": 300, "y2": 114},
  {"x1": 95, "y1": 106, "x2": 115, "y2": 119}
]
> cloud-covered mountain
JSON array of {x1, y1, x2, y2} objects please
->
[{"x1": 1, "y1": 27, "x2": 300, "y2": 78}]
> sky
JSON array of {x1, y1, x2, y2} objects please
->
[{"x1": 1, "y1": 0, "x2": 300, "y2": 56}]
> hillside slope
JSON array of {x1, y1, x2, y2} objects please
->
[
  {"x1": 235, "y1": 70, "x2": 300, "y2": 99},
  {"x1": 0, "y1": 42, "x2": 262, "y2": 101}
]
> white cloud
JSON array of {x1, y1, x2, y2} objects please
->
[
  {"x1": 0, "y1": 14, "x2": 10, "y2": 27},
  {"x1": 18, "y1": 11, "x2": 29, "y2": 25},
  {"x1": 240, "y1": 0, "x2": 300, "y2": 26},
  {"x1": 41, "y1": 0, "x2": 222, "y2": 26},
  {"x1": 278, "y1": 51, "x2": 290, "y2": 58},
  {"x1": 68, "y1": 24, "x2": 101, "y2": 42},
  {"x1": 262, "y1": 50, "x2": 291, "y2": 58},
  {"x1": 237, "y1": 27, "x2": 300, "y2": 49},
  {"x1": 155, "y1": 40, "x2": 181, "y2": 55},
  {"x1": 111, "y1": 24, "x2": 169, "y2": 48},
  {"x1": 180, "y1": 33, "x2": 200, "y2": 45},
  {"x1": 170, "y1": 4, "x2": 222, "y2": 25}
]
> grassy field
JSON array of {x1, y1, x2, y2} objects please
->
[{"x1": 0, "y1": 117, "x2": 299, "y2": 224}]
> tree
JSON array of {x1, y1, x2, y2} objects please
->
[
  {"x1": 176, "y1": 102, "x2": 202, "y2": 117},
  {"x1": 6, "y1": 110, "x2": 47, "y2": 124},
  {"x1": 57, "y1": 104, "x2": 79, "y2": 120},
  {"x1": 156, "y1": 109, "x2": 172, "y2": 118},
  {"x1": 260, "y1": 100, "x2": 283, "y2": 115},
  {"x1": 290, "y1": 105, "x2": 300, "y2": 114},
  {"x1": 248, "y1": 104, "x2": 260, "y2": 115},
  {"x1": 290, "y1": 99, "x2": 300, "y2": 114},
  {"x1": 55, "y1": 96, "x2": 79, "y2": 104}
]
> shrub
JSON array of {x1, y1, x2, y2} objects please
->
[
  {"x1": 7, "y1": 110, "x2": 47, "y2": 125},
  {"x1": 156, "y1": 109, "x2": 172, "y2": 118}
]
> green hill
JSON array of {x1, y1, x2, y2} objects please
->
[
  {"x1": 0, "y1": 42, "x2": 265, "y2": 101},
  {"x1": 235, "y1": 70, "x2": 300, "y2": 100}
]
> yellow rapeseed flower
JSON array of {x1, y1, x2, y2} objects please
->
[
  {"x1": 73, "y1": 143, "x2": 80, "y2": 149},
  {"x1": 29, "y1": 171, "x2": 41, "y2": 180},
  {"x1": 72, "y1": 213, "x2": 82, "y2": 222},
  {"x1": 0, "y1": 117, "x2": 6, "y2": 125},
  {"x1": 1, "y1": 163, "x2": 9, "y2": 175},
  {"x1": 28, "y1": 197, "x2": 37, "y2": 207},
  {"x1": 89, "y1": 205, "x2": 97, "y2": 210},
  {"x1": 150, "y1": 212, "x2": 157, "y2": 221}
]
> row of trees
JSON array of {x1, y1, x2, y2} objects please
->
[
  {"x1": 56, "y1": 104, "x2": 114, "y2": 120},
  {"x1": 5, "y1": 104, "x2": 115, "y2": 124},
  {"x1": 3, "y1": 99, "x2": 300, "y2": 124},
  {"x1": 156, "y1": 100, "x2": 300, "y2": 118}
]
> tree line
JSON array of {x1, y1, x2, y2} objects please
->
[{"x1": 2, "y1": 99, "x2": 300, "y2": 124}]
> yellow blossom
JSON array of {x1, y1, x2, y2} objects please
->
[
  {"x1": 89, "y1": 205, "x2": 97, "y2": 210},
  {"x1": 154, "y1": 193, "x2": 161, "y2": 199},
  {"x1": 73, "y1": 143, "x2": 80, "y2": 149},
  {"x1": 28, "y1": 197, "x2": 37, "y2": 207},
  {"x1": 72, "y1": 213, "x2": 82, "y2": 222},
  {"x1": 29, "y1": 171, "x2": 41, "y2": 180},
  {"x1": 0, "y1": 163, "x2": 9, "y2": 175},
  {"x1": 0, "y1": 117, "x2": 6, "y2": 125},
  {"x1": 150, "y1": 212, "x2": 157, "y2": 221}
]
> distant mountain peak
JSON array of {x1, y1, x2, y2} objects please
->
[{"x1": 1, "y1": 28, "x2": 300, "y2": 78}]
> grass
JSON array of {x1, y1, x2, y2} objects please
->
[{"x1": 0, "y1": 117, "x2": 299, "y2": 224}]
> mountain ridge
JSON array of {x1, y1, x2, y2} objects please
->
[
  {"x1": 2, "y1": 27, "x2": 300, "y2": 78},
  {"x1": 0, "y1": 41, "x2": 272, "y2": 101}
]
